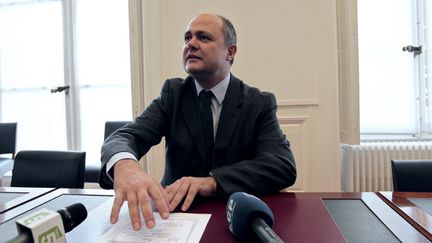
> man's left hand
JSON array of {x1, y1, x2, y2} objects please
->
[{"x1": 165, "y1": 176, "x2": 217, "y2": 212}]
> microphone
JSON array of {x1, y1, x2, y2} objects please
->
[
  {"x1": 7, "y1": 203, "x2": 87, "y2": 243},
  {"x1": 226, "y1": 192, "x2": 284, "y2": 243}
]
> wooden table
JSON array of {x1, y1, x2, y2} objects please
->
[
  {"x1": 1, "y1": 189, "x2": 431, "y2": 242},
  {"x1": 378, "y1": 191, "x2": 432, "y2": 241},
  {"x1": 0, "y1": 187, "x2": 54, "y2": 214},
  {"x1": 0, "y1": 188, "x2": 114, "y2": 242}
]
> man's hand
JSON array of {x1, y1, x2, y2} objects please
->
[
  {"x1": 165, "y1": 176, "x2": 217, "y2": 212},
  {"x1": 111, "y1": 159, "x2": 169, "y2": 230}
]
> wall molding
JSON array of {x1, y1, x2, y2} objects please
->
[
  {"x1": 278, "y1": 98, "x2": 319, "y2": 108},
  {"x1": 278, "y1": 116, "x2": 309, "y2": 124}
]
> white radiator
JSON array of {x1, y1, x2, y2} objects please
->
[{"x1": 340, "y1": 141, "x2": 432, "y2": 192}]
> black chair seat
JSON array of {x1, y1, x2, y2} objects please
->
[
  {"x1": 0, "y1": 122, "x2": 17, "y2": 181},
  {"x1": 11, "y1": 150, "x2": 86, "y2": 188},
  {"x1": 85, "y1": 164, "x2": 101, "y2": 183},
  {"x1": 391, "y1": 160, "x2": 432, "y2": 192},
  {"x1": 0, "y1": 123, "x2": 17, "y2": 156},
  {"x1": 84, "y1": 121, "x2": 130, "y2": 183}
]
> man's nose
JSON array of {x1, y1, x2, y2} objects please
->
[{"x1": 185, "y1": 37, "x2": 198, "y2": 50}]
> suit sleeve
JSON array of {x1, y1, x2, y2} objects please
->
[
  {"x1": 210, "y1": 93, "x2": 297, "y2": 198},
  {"x1": 98, "y1": 80, "x2": 171, "y2": 189}
]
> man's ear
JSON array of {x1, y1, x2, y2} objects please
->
[{"x1": 227, "y1": 45, "x2": 237, "y2": 60}]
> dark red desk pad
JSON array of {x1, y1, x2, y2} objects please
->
[{"x1": 191, "y1": 193, "x2": 346, "y2": 243}]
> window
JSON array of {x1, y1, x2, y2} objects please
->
[
  {"x1": 358, "y1": 0, "x2": 432, "y2": 140},
  {"x1": 0, "y1": 0, "x2": 131, "y2": 165}
]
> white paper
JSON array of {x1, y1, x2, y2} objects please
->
[
  {"x1": 112, "y1": 215, "x2": 193, "y2": 243},
  {"x1": 95, "y1": 200, "x2": 211, "y2": 243}
]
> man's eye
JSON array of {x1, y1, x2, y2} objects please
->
[
  {"x1": 184, "y1": 36, "x2": 191, "y2": 43},
  {"x1": 199, "y1": 35, "x2": 210, "y2": 41}
]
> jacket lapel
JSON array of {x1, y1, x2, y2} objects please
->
[
  {"x1": 214, "y1": 75, "x2": 243, "y2": 152},
  {"x1": 182, "y1": 78, "x2": 207, "y2": 162}
]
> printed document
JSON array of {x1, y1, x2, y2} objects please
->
[{"x1": 95, "y1": 199, "x2": 211, "y2": 243}]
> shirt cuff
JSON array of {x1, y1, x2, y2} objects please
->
[{"x1": 106, "y1": 152, "x2": 138, "y2": 181}]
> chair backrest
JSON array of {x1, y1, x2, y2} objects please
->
[
  {"x1": 83, "y1": 121, "x2": 131, "y2": 183},
  {"x1": 104, "y1": 121, "x2": 130, "y2": 139},
  {"x1": 0, "y1": 122, "x2": 17, "y2": 157},
  {"x1": 11, "y1": 150, "x2": 86, "y2": 188},
  {"x1": 391, "y1": 159, "x2": 432, "y2": 192}
]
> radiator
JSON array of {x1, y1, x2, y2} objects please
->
[{"x1": 340, "y1": 141, "x2": 432, "y2": 192}]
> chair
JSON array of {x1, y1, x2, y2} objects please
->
[
  {"x1": 0, "y1": 122, "x2": 17, "y2": 157},
  {"x1": 84, "y1": 121, "x2": 131, "y2": 183},
  {"x1": 11, "y1": 150, "x2": 86, "y2": 188},
  {"x1": 104, "y1": 121, "x2": 131, "y2": 140},
  {"x1": 391, "y1": 159, "x2": 432, "y2": 192},
  {"x1": 0, "y1": 123, "x2": 17, "y2": 183}
]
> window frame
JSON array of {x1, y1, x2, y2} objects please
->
[{"x1": 337, "y1": 0, "x2": 432, "y2": 144}]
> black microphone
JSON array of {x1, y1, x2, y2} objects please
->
[
  {"x1": 226, "y1": 192, "x2": 284, "y2": 243},
  {"x1": 7, "y1": 203, "x2": 87, "y2": 243}
]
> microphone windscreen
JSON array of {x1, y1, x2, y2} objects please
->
[
  {"x1": 57, "y1": 203, "x2": 87, "y2": 233},
  {"x1": 226, "y1": 192, "x2": 274, "y2": 240}
]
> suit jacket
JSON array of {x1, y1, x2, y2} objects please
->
[{"x1": 99, "y1": 74, "x2": 296, "y2": 198}]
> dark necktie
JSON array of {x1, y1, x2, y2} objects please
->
[{"x1": 199, "y1": 90, "x2": 215, "y2": 167}]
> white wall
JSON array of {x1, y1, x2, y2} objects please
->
[{"x1": 134, "y1": 0, "x2": 341, "y2": 191}]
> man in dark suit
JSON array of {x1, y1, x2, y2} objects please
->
[{"x1": 100, "y1": 13, "x2": 296, "y2": 230}]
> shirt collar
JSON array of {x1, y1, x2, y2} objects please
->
[{"x1": 194, "y1": 73, "x2": 230, "y2": 105}]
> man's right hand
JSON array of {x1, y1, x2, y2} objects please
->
[{"x1": 110, "y1": 159, "x2": 169, "y2": 230}]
